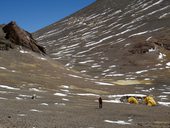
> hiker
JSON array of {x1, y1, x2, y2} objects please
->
[
  {"x1": 31, "y1": 94, "x2": 36, "y2": 99},
  {"x1": 127, "y1": 96, "x2": 139, "y2": 104},
  {"x1": 98, "y1": 97, "x2": 103, "y2": 108},
  {"x1": 144, "y1": 96, "x2": 157, "y2": 106}
]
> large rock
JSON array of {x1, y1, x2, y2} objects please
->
[{"x1": 2, "y1": 21, "x2": 46, "y2": 54}]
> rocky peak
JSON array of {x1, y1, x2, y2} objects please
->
[{"x1": 1, "y1": 21, "x2": 46, "y2": 54}]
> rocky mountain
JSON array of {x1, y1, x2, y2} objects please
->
[
  {"x1": 1, "y1": 1, "x2": 170, "y2": 127},
  {"x1": 34, "y1": 0, "x2": 170, "y2": 84},
  {"x1": 0, "y1": 21, "x2": 45, "y2": 54}
]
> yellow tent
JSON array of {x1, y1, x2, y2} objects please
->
[
  {"x1": 128, "y1": 97, "x2": 139, "y2": 104},
  {"x1": 144, "y1": 96, "x2": 157, "y2": 106}
]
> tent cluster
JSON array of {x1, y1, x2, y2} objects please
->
[{"x1": 121, "y1": 96, "x2": 157, "y2": 107}]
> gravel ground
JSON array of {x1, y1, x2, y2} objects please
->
[{"x1": 0, "y1": 84, "x2": 170, "y2": 128}]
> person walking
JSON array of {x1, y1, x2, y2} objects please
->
[{"x1": 98, "y1": 97, "x2": 103, "y2": 108}]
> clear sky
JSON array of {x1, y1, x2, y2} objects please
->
[{"x1": 0, "y1": 0, "x2": 96, "y2": 32}]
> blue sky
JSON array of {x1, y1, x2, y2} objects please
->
[{"x1": 0, "y1": 0, "x2": 95, "y2": 32}]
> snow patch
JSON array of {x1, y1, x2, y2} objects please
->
[
  {"x1": 158, "y1": 102, "x2": 170, "y2": 107},
  {"x1": 166, "y1": 62, "x2": 170, "y2": 66},
  {"x1": 102, "y1": 100, "x2": 122, "y2": 103},
  {"x1": 16, "y1": 97, "x2": 23, "y2": 100},
  {"x1": 0, "y1": 97, "x2": 7, "y2": 100},
  {"x1": 104, "y1": 120, "x2": 131, "y2": 125},
  {"x1": 61, "y1": 85, "x2": 70, "y2": 89},
  {"x1": 54, "y1": 93, "x2": 67, "y2": 97},
  {"x1": 18, "y1": 94, "x2": 41, "y2": 99},
  {"x1": 38, "y1": 57, "x2": 47, "y2": 60},
  {"x1": 95, "y1": 82, "x2": 113, "y2": 86},
  {"x1": 30, "y1": 109, "x2": 42, "y2": 113},
  {"x1": 0, "y1": 85, "x2": 20, "y2": 90},
  {"x1": 68, "y1": 74, "x2": 82, "y2": 78},
  {"x1": 80, "y1": 70, "x2": 87, "y2": 73},
  {"x1": 136, "y1": 70, "x2": 148, "y2": 74},
  {"x1": 0, "y1": 67, "x2": 7, "y2": 70},
  {"x1": 62, "y1": 98, "x2": 69, "y2": 101},
  {"x1": 76, "y1": 93, "x2": 99, "y2": 97},
  {"x1": 159, "y1": 12, "x2": 170, "y2": 19},
  {"x1": 112, "y1": 74, "x2": 124, "y2": 77},
  {"x1": 110, "y1": 65, "x2": 116, "y2": 68},
  {"x1": 158, "y1": 53, "x2": 166, "y2": 59},
  {"x1": 17, "y1": 114, "x2": 26, "y2": 117},
  {"x1": 108, "y1": 94, "x2": 146, "y2": 98},
  {"x1": 129, "y1": 31, "x2": 148, "y2": 37},
  {"x1": 0, "y1": 91, "x2": 12, "y2": 94},
  {"x1": 124, "y1": 43, "x2": 131, "y2": 47},
  {"x1": 54, "y1": 103, "x2": 66, "y2": 106},
  {"x1": 60, "y1": 89, "x2": 69, "y2": 93},
  {"x1": 158, "y1": 95, "x2": 167, "y2": 98},
  {"x1": 91, "y1": 64, "x2": 101, "y2": 68},
  {"x1": 29, "y1": 88, "x2": 46, "y2": 92},
  {"x1": 162, "y1": 92, "x2": 170, "y2": 94},
  {"x1": 146, "y1": 36, "x2": 152, "y2": 41},
  {"x1": 11, "y1": 70, "x2": 16, "y2": 73},
  {"x1": 137, "y1": 0, "x2": 164, "y2": 13},
  {"x1": 79, "y1": 60, "x2": 94, "y2": 64},
  {"x1": 40, "y1": 103, "x2": 49, "y2": 106},
  {"x1": 85, "y1": 36, "x2": 113, "y2": 47},
  {"x1": 20, "y1": 50, "x2": 29, "y2": 54}
]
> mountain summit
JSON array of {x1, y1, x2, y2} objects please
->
[{"x1": 34, "y1": 0, "x2": 170, "y2": 81}]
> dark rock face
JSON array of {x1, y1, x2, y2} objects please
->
[
  {"x1": 0, "y1": 24, "x2": 12, "y2": 50},
  {"x1": 128, "y1": 30, "x2": 170, "y2": 55},
  {"x1": 129, "y1": 42, "x2": 155, "y2": 54},
  {"x1": 2, "y1": 21, "x2": 45, "y2": 54},
  {"x1": 147, "y1": 35, "x2": 170, "y2": 50}
]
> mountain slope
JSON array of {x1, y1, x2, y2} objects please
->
[
  {"x1": 0, "y1": 23, "x2": 99, "y2": 90},
  {"x1": 34, "y1": 0, "x2": 170, "y2": 82}
]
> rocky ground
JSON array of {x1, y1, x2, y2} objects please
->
[
  {"x1": 0, "y1": 81, "x2": 170, "y2": 128},
  {"x1": 0, "y1": 47, "x2": 170, "y2": 128}
]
